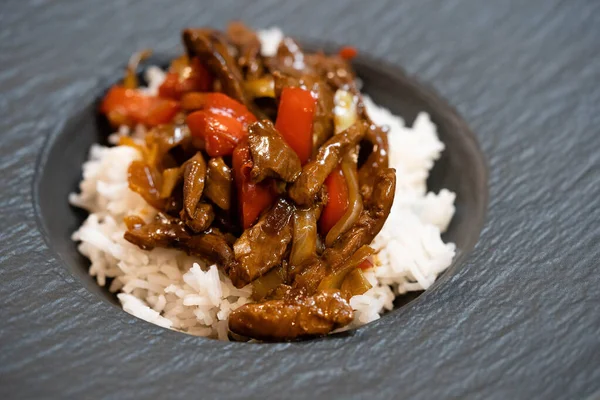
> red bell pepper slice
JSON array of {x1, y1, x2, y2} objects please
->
[
  {"x1": 275, "y1": 87, "x2": 316, "y2": 164},
  {"x1": 232, "y1": 143, "x2": 276, "y2": 229},
  {"x1": 202, "y1": 93, "x2": 257, "y2": 128},
  {"x1": 357, "y1": 258, "x2": 374, "y2": 270},
  {"x1": 100, "y1": 85, "x2": 180, "y2": 127},
  {"x1": 186, "y1": 93, "x2": 257, "y2": 157},
  {"x1": 319, "y1": 166, "x2": 349, "y2": 235},
  {"x1": 158, "y1": 57, "x2": 212, "y2": 100},
  {"x1": 338, "y1": 46, "x2": 358, "y2": 60},
  {"x1": 186, "y1": 110, "x2": 246, "y2": 157}
]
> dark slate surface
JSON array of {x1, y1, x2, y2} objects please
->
[{"x1": 1, "y1": 0, "x2": 599, "y2": 399}]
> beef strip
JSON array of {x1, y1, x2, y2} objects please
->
[
  {"x1": 288, "y1": 121, "x2": 366, "y2": 206},
  {"x1": 125, "y1": 213, "x2": 236, "y2": 270},
  {"x1": 228, "y1": 288, "x2": 353, "y2": 341},
  {"x1": 179, "y1": 153, "x2": 214, "y2": 232},
  {"x1": 182, "y1": 28, "x2": 251, "y2": 109},
  {"x1": 305, "y1": 52, "x2": 356, "y2": 92},
  {"x1": 226, "y1": 21, "x2": 263, "y2": 80},
  {"x1": 124, "y1": 213, "x2": 190, "y2": 250},
  {"x1": 184, "y1": 228, "x2": 236, "y2": 269},
  {"x1": 205, "y1": 157, "x2": 232, "y2": 210},
  {"x1": 229, "y1": 198, "x2": 295, "y2": 288},
  {"x1": 263, "y1": 37, "x2": 307, "y2": 77},
  {"x1": 293, "y1": 168, "x2": 396, "y2": 293},
  {"x1": 180, "y1": 202, "x2": 214, "y2": 232},
  {"x1": 247, "y1": 120, "x2": 302, "y2": 183},
  {"x1": 358, "y1": 124, "x2": 389, "y2": 202}
]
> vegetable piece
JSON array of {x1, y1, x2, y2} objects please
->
[
  {"x1": 251, "y1": 265, "x2": 287, "y2": 301},
  {"x1": 275, "y1": 87, "x2": 317, "y2": 164},
  {"x1": 186, "y1": 110, "x2": 245, "y2": 157},
  {"x1": 245, "y1": 76, "x2": 276, "y2": 98},
  {"x1": 338, "y1": 46, "x2": 358, "y2": 60},
  {"x1": 185, "y1": 93, "x2": 258, "y2": 157},
  {"x1": 340, "y1": 268, "x2": 372, "y2": 299},
  {"x1": 180, "y1": 92, "x2": 207, "y2": 111},
  {"x1": 295, "y1": 169, "x2": 395, "y2": 295},
  {"x1": 160, "y1": 167, "x2": 182, "y2": 199},
  {"x1": 100, "y1": 86, "x2": 180, "y2": 128},
  {"x1": 271, "y1": 72, "x2": 334, "y2": 151},
  {"x1": 158, "y1": 57, "x2": 212, "y2": 99},
  {"x1": 232, "y1": 143, "x2": 276, "y2": 229},
  {"x1": 127, "y1": 160, "x2": 164, "y2": 209},
  {"x1": 124, "y1": 215, "x2": 145, "y2": 230},
  {"x1": 333, "y1": 89, "x2": 358, "y2": 134},
  {"x1": 289, "y1": 207, "x2": 319, "y2": 267},
  {"x1": 358, "y1": 258, "x2": 374, "y2": 270},
  {"x1": 288, "y1": 121, "x2": 366, "y2": 206},
  {"x1": 317, "y1": 245, "x2": 374, "y2": 291},
  {"x1": 145, "y1": 124, "x2": 192, "y2": 161},
  {"x1": 123, "y1": 49, "x2": 153, "y2": 89},
  {"x1": 205, "y1": 157, "x2": 233, "y2": 210},
  {"x1": 202, "y1": 93, "x2": 257, "y2": 127},
  {"x1": 319, "y1": 167, "x2": 349, "y2": 235},
  {"x1": 324, "y1": 159, "x2": 363, "y2": 246}
]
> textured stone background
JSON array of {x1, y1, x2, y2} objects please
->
[{"x1": 1, "y1": 0, "x2": 599, "y2": 399}]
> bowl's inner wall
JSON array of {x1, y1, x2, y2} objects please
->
[{"x1": 36, "y1": 56, "x2": 488, "y2": 315}]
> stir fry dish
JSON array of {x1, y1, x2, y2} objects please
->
[{"x1": 99, "y1": 23, "x2": 396, "y2": 341}]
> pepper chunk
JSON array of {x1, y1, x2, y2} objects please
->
[
  {"x1": 158, "y1": 57, "x2": 213, "y2": 99},
  {"x1": 338, "y1": 46, "x2": 358, "y2": 60},
  {"x1": 186, "y1": 93, "x2": 257, "y2": 157},
  {"x1": 275, "y1": 87, "x2": 316, "y2": 164},
  {"x1": 319, "y1": 166, "x2": 349, "y2": 235},
  {"x1": 100, "y1": 86, "x2": 180, "y2": 128},
  {"x1": 232, "y1": 143, "x2": 276, "y2": 229}
]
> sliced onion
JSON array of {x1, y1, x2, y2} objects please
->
[
  {"x1": 124, "y1": 49, "x2": 153, "y2": 89},
  {"x1": 160, "y1": 167, "x2": 182, "y2": 199},
  {"x1": 333, "y1": 89, "x2": 358, "y2": 134},
  {"x1": 340, "y1": 268, "x2": 372, "y2": 299},
  {"x1": 290, "y1": 208, "x2": 319, "y2": 267},
  {"x1": 244, "y1": 76, "x2": 275, "y2": 98},
  {"x1": 325, "y1": 158, "x2": 363, "y2": 247},
  {"x1": 317, "y1": 245, "x2": 374, "y2": 291}
]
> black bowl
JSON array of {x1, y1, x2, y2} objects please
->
[{"x1": 35, "y1": 50, "x2": 488, "y2": 327}]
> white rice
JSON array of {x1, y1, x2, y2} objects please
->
[{"x1": 69, "y1": 29, "x2": 455, "y2": 339}]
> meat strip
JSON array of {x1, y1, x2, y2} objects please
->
[
  {"x1": 293, "y1": 168, "x2": 396, "y2": 293},
  {"x1": 228, "y1": 289, "x2": 353, "y2": 341},
  {"x1": 248, "y1": 120, "x2": 302, "y2": 183},
  {"x1": 358, "y1": 124, "x2": 389, "y2": 202},
  {"x1": 124, "y1": 213, "x2": 190, "y2": 250},
  {"x1": 182, "y1": 28, "x2": 251, "y2": 108},
  {"x1": 230, "y1": 198, "x2": 295, "y2": 288},
  {"x1": 180, "y1": 153, "x2": 214, "y2": 232},
  {"x1": 226, "y1": 21, "x2": 263, "y2": 79},
  {"x1": 184, "y1": 229, "x2": 237, "y2": 269},
  {"x1": 288, "y1": 121, "x2": 366, "y2": 206}
]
